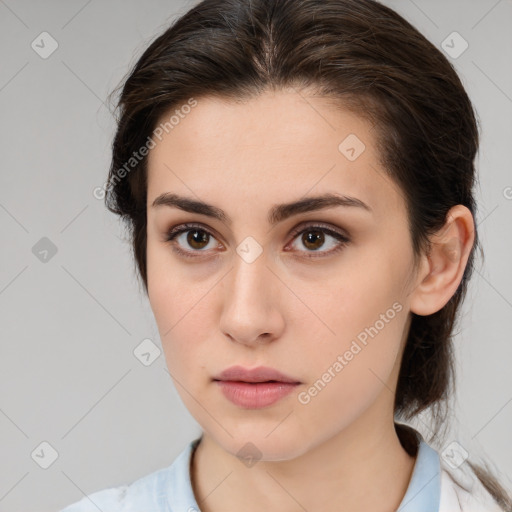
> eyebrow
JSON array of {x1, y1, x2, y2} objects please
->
[{"x1": 151, "y1": 192, "x2": 372, "y2": 226}]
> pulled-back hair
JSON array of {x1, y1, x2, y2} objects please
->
[{"x1": 103, "y1": 0, "x2": 511, "y2": 507}]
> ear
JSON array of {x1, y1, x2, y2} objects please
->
[{"x1": 409, "y1": 205, "x2": 475, "y2": 316}]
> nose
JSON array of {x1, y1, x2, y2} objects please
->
[{"x1": 219, "y1": 251, "x2": 285, "y2": 347}]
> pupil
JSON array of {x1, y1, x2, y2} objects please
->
[
  {"x1": 303, "y1": 230, "x2": 324, "y2": 250},
  {"x1": 188, "y1": 230, "x2": 208, "y2": 249}
]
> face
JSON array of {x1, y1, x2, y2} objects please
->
[{"x1": 146, "y1": 88, "x2": 419, "y2": 460}]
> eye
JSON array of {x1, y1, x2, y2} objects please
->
[
  {"x1": 286, "y1": 223, "x2": 350, "y2": 258},
  {"x1": 164, "y1": 223, "x2": 221, "y2": 258},
  {"x1": 164, "y1": 222, "x2": 350, "y2": 259}
]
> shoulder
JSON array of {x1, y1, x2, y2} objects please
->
[
  {"x1": 439, "y1": 460, "x2": 506, "y2": 512},
  {"x1": 58, "y1": 465, "x2": 173, "y2": 512},
  {"x1": 58, "y1": 439, "x2": 199, "y2": 512},
  {"x1": 399, "y1": 424, "x2": 508, "y2": 512},
  {"x1": 58, "y1": 485, "x2": 128, "y2": 512}
]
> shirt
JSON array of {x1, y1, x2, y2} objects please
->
[{"x1": 58, "y1": 429, "x2": 504, "y2": 512}]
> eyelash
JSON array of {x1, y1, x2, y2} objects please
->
[{"x1": 164, "y1": 222, "x2": 350, "y2": 259}]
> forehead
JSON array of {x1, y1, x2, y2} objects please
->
[{"x1": 146, "y1": 90, "x2": 405, "y2": 219}]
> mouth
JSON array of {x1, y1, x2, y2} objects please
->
[
  {"x1": 213, "y1": 365, "x2": 301, "y2": 408},
  {"x1": 213, "y1": 365, "x2": 301, "y2": 384}
]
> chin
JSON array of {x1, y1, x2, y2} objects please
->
[{"x1": 210, "y1": 424, "x2": 313, "y2": 463}]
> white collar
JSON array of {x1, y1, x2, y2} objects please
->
[{"x1": 439, "y1": 460, "x2": 504, "y2": 511}]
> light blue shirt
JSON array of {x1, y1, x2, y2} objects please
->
[{"x1": 59, "y1": 432, "x2": 440, "y2": 512}]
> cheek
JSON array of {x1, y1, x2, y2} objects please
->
[
  {"x1": 289, "y1": 252, "x2": 408, "y2": 416},
  {"x1": 147, "y1": 265, "x2": 217, "y2": 385},
  {"x1": 309, "y1": 290, "x2": 406, "y2": 387},
  {"x1": 295, "y1": 256, "x2": 405, "y2": 347},
  {"x1": 293, "y1": 303, "x2": 407, "y2": 439},
  {"x1": 147, "y1": 237, "x2": 214, "y2": 331}
]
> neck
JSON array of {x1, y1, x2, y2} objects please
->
[{"x1": 191, "y1": 418, "x2": 417, "y2": 512}]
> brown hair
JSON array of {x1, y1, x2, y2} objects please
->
[{"x1": 104, "y1": 0, "x2": 511, "y2": 507}]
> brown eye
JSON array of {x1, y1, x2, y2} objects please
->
[
  {"x1": 165, "y1": 222, "x2": 350, "y2": 260},
  {"x1": 287, "y1": 224, "x2": 350, "y2": 257},
  {"x1": 301, "y1": 229, "x2": 325, "y2": 251},
  {"x1": 186, "y1": 229, "x2": 210, "y2": 250},
  {"x1": 164, "y1": 223, "x2": 222, "y2": 258}
]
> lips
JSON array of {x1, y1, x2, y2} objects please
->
[
  {"x1": 214, "y1": 365, "x2": 301, "y2": 384},
  {"x1": 213, "y1": 365, "x2": 301, "y2": 409}
]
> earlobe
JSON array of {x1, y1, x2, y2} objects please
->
[{"x1": 409, "y1": 205, "x2": 475, "y2": 316}]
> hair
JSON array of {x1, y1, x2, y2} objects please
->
[{"x1": 103, "y1": 0, "x2": 511, "y2": 508}]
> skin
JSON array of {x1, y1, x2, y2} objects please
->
[{"x1": 145, "y1": 88, "x2": 475, "y2": 512}]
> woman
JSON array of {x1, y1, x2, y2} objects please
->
[{"x1": 60, "y1": 0, "x2": 511, "y2": 510}]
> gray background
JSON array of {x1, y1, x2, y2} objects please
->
[{"x1": 0, "y1": 0, "x2": 511, "y2": 510}]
